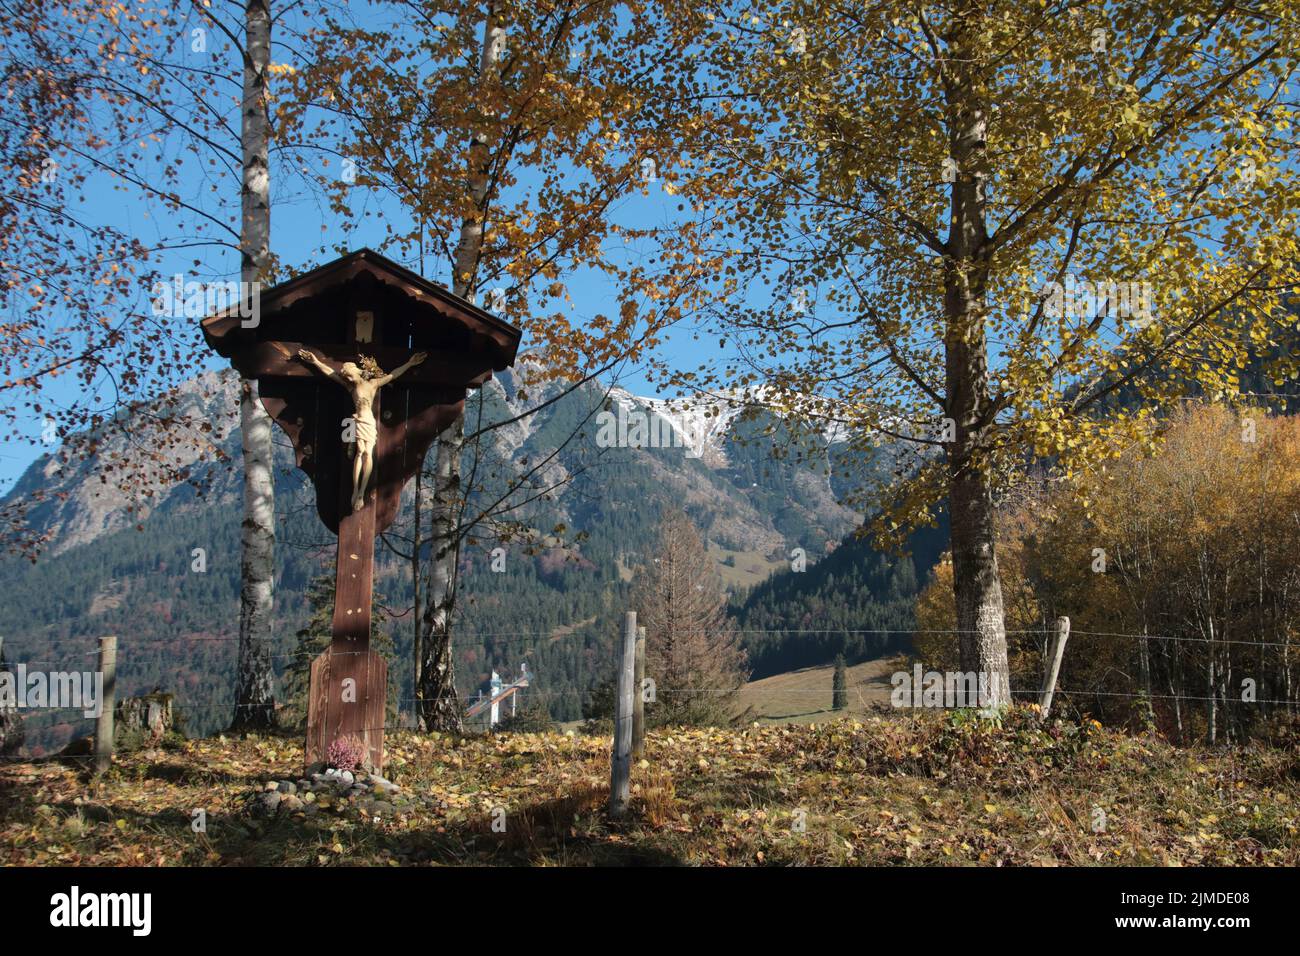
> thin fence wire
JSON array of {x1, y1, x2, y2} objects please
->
[
  {"x1": 4, "y1": 623, "x2": 1297, "y2": 762},
  {"x1": 7, "y1": 676, "x2": 1299, "y2": 765},
  {"x1": 6, "y1": 684, "x2": 1295, "y2": 710},
  {"x1": 9, "y1": 624, "x2": 1300, "y2": 652}
]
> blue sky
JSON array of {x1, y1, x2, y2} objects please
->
[{"x1": 1, "y1": 5, "x2": 734, "y2": 493}]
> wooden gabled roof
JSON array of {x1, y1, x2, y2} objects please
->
[{"x1": 201, "y1": 247, "x2": 521, "y2": 370}]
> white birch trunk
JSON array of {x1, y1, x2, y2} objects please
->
[
  {"x1": 419, "y1": 4, "x2": 505, "y2": 731},
  {"x1": 233, "y1": 0, "x2": 276, "y2": 729}
]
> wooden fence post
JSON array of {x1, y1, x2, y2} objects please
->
[
  {"x1": 1038, "y1": 617, "x2": 1070, "y2": 719},
  {"x1": 609, "y1": 611, "x2": 636, "y2": 818},
  {"x1": 94, "y1": 635, "x2": 118, "y2": 775},
  {"x1": 632, "y1": 625, "x2": 646, "y2": 760},
  {"x1": 0, "y1": 635, "x2": 22, "y2": 755}
]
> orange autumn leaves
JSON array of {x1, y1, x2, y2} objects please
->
[
  {"x1": 280, "y1": 0, "x2": 726, "y2": 383},
  {"x1": 917, "y1": 405, "x2": 1300, "y2": 738}
]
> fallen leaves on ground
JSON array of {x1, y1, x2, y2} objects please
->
[{"x1": 1, "y1": 708, "x2": 1296, "y2": 866}]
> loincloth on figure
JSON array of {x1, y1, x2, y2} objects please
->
[{"x1": 353, "y1": 414, "x2": 377, "y2": 453}]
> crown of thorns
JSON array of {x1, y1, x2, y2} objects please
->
[{"x1": 356, "y1": 355, "x2": 384, "y2": 379}]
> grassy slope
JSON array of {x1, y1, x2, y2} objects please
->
[
  {"x1": 739, "y1": 656, "x2": 902, "y2": 724},
  {"x1": 2, "y1": 709, "x2": 1296, "y2": 866},
  {"x1": 708, "y1": 543, "x2": 788, "y2": 590}
]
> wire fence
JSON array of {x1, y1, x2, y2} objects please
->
[
  {"x1": 2, "y1": 623, "x2": 1296, "y2": 763},
  {"x1": 13, "y1": 624, "x2": 1300, "y2": 648}
]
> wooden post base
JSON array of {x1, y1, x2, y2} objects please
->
[{"x1": 305, "y1": 646, "x2": 387, "y2": 773}]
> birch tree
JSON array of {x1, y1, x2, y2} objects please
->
[
  {"x1": 232, "y1": 0, "x2": 277, "y2": 730},
  {"x1": 2, "y1": 3, "x2": 326, "y2": 723},
  {"x1": 412, "y1": 6, "x2": 507, "y2": 732},
  {"x1": 0, "y1": 639, "x2": 21, "y2": 754},
  {"x1": 663, "y1": 0, "x2": 1300, "y2": 706}
]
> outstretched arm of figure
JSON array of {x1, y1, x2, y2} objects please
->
[
  {"x1": 373, "y1": 351, "x2": 427, "y2": 387},
  {"x1": 297, "y1": 348, "x2": 344, "y2": 384}
]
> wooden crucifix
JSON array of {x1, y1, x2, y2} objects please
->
[
  {"x1": 295, "y1": 347, "x2": 429, "y2": 514},
  {"x1": 202, "y1": 248, "x2": 521, "y2": 772}
]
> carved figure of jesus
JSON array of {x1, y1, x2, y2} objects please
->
[{"x1": 297, "y1": 348, "x2": 428, "y2": 512}]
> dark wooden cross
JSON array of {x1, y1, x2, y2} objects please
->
[{"x1": 203, "y1": 249, "x2": 520, "y2": 771}]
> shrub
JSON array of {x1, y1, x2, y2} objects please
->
[{"x1": 325, "y1": 734, "x2": 367, "y2": 771}]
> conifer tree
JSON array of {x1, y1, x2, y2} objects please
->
[
  {"x1": 635, "y1": 509, "x2": 750, "y2": 726},
  {"x1": 832, "y1": 654, "x2": 848, "y2": 711}
]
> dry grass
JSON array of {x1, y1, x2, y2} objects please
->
[
  {"x1": 738, "y1": 656, "x2": 902, "y2": 724},
  {"x1": 708, "y1": 543, "x2": 788, "y2": 589},
  {"x1": 1, "y1": 708, "x2": 1297, "y2": 866}
]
